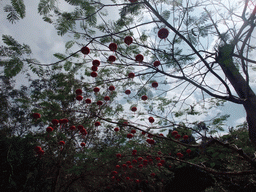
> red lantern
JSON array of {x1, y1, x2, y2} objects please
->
[
  {"x1": 109, "y1": 85, "x2": 115, "y2": 91},
  {"x1": 52, "y1": 119, "x2": 59, "y2": 125},
  {"x1": 116, "y1": 165, "x2": 120, "y2": 169},
  {"x1": 126, "y1": 161, "x2": 131, "y2": 165},
  {"x1": 91, "y1": 66, "x2": 98, "y2": 71},
  {"x1": 114, "y1": 127, "x2": 119, "y2": 132},
  {"x1": 131, "y1": 129, "x2": 136, "y2": 134},
  {"x1": 108, "y1": 55, "x2": 116, "y2": 63},
  {"x1": 138, "y1": 157, "x2": 143, "y2": 161},
  {"x1": 81, "y1": 142, "x2": 86, "y2": 147},
  {"x1": 76, "y1": 95, "x2": 83, "y2": 101},
  {"x1": 124, "y1": 36, "x2": 133, "y2": 45},
  {"x1": 125, "y1": 90, "x2": 131, "y2": 95},
  {"x1": 175, "y1": 134, "x2": 181, "y2": 139},
  {"x1": 34, "y1": 146, "x2": 42, "y2": 152},
  {"x1": 104, "y1": 96, "x2": 110, "y2": 101},
  {"x1": 59, "y1": 140, "x2": 65, "y2": 145},
  {"x1": 138, "y1": 164, "x2": 143, "y2": 168},
  {"x1": 153, "y1": 61, "x2": 160, "y2": 67},
  {"x1": 171, "y1": 130, "x2": 178, "y2": 136},
  {"x1": 80, "y1": 128, "x2": 87, "y2": 135},
  {"x1": 183, "y1": 135, "x2": 189, "y2": 140},
  {"x1": 141, "y1": 95, "x2": 148, "y2": 101},
  {"x1": 152, "y1": 82, "x2": 158, "y2": 88},
  {"x1": 159, "y1": 133, "x2": 164, "y2": 136},
  {"x1": 46, "y1": 127, "x2": 53, "y2": 133},
  {"x1": 157, "y1": 151, "x2": 162, "y2": 155},
  {"x1": 128, "y1": 72, "x2": 135, "y2": 78},
  {"x1": 97, "y1": 100, "x2": 103, "y2": 106},
  {"x1": 70, "y1": 125, "x2": 76, "y2": 130},
  {"x1": 33, "y1": 113, "x2": 41, "y2": 119},
  {"x1": 81, "y1": 46, "x2": 90, "y2": 54},
  {"x1": 186, "y1": 149, "x2": 191, "y2": 154},
  {"x1": 157, "y1": 163, "x2": 163, "y2": 167},
  {"x1": 132, "y1": 149, "x2": 137, "y2": 153},
  {"x1": 129, "y1": 165, "x2": 133, "y2": 169},
  {"x1": 127, "y1": 133, "x2": 133, "y2": 138},
  {"x1": 143, "y1": 159, "x2": 148, "y2": 165},
  {"x1": 91, "y1": 71, "x2": 97, "y2": 77},
  {"x1": 177, "y1": 152, "x2": 183, "y2": 158},
  {"x1": 93, "y1": 87, "x2": 100, "y2": 93},
  {"x1": 92, "y1": 59, "x2": 100, "y2": 66},
  {"x1": 160, "y1": 160, "x2": 165, "y2": 164},
  {"x1": 77, "y1": 125, "x2": 84, "y2": 130},
  {"x1": 158, "y1": 28, "x2": 169, "y2": 39},
  {"x1": 112, "y1": 171, "x2": 118, "y2": 175},
  {"x1": 95, "y1": 121, "x2": 101, "y2": 126},
  {"x1": 62, "y1": 118, "x2": 68, "y2": 124},
  {"x1": 85, "y1": 98, "x2": 92, "y2": 104},
  {"x1": 132, "y1": 159, "x2": 137, "y2": 164},
  {"x1": 135, "y1": 54, "x2": 144, "y2": 62},
  {"x1": 148, "y1": 117, "x2": 154, "y2": 123},
  {"x1": 131, "y1": 107, "x2": 137, "y2": 112},
  {"x1": 116, "y1": 153, "x2": 122, "y2": 158},
  {"x1": 76, "y1": 89, "x2": 82, "y2": 95},
  {"x1": 109, "y1": 43, "x2": 117, "y2": 51}
]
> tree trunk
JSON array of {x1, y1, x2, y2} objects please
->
[{"x1": 218, "y1": 44, "x2": 256, "y2": 148}]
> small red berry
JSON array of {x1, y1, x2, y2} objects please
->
[
  {"x1": 93, "y1": 87, "x2": 100, "y2": 93},
  {"x1": 152, "y1": 82, "x2": 158, "y2": 88},
  {"x1": 159, "y1": 133, "x2": 164, "y2": 136},
  {"x1": 126, "y1": 161, "x2": 131, "y2": 165},
  {"x1": 138, "y1": 157, "x2": 143, "y2": 161},
  {"x1": 116, "y1": 153, "x2": 122, "y2": 158},
  {"x1": 76, "y1": 95, "x2": 83, "y2": 101},
  {"x1": 70, "y1": 125, "x2": 76, "y2": 130},
  {"x1": 108, "y1": 55, "x2": 116, "y2": 63},
  {"x1": 138, "y1": 164, "x2": 143, "y2": 168},
  {"x1": 132, "y1": 149, "x2": 137, "y2": 153},
  {"x1": 97, "y1": 100, "x2": 103, "y2": 106},
  {"x1": 92, "y1": 59, "x2": 100, "y2": 66},
  {"x1": 171, "y1": 131, "x2": 178, "y2": 136},
  {"x1": 127, "y1": 133, "x2": 133, "y2": 139},
  {"x1": 81, "y1": 46, "x2": 90, "y2": 54},
  {"x1": 131, "y1": 107, "x2": 137, "y2": 112},
  {"x1": 91, "y1": 66, "x2": 98, "y2": 71},
  {"x1": 76, "y1": 89, "x2": 82, "y2": 95},
  {"x1": 131, "y1": 129, "x2": 136, "y2": 134},
  {"x1": 177, "y1": 152, "x2": 183, "y2": 158},
  {"x1": 175, "y1": 134, "x2": 181, "y2": 139},
  {"x1": 143, "y1": 159, "x2": 148, "y2": 165},
  {"x1": 132, "y1": 159, "x2": 137, "y2": 164},
  {"x1": 116, "y1": 165, "x2": 120, "y2": 169},
  {"x1": 158, "y1": 28, "x2": 169, "y2": 39},
  {"x1": 95, "y1": 121, "x2": 101, "y2": 126},
  {"x1": 59, "y1": 141, "x2": 65, "y2": 145},
  {"x1": 157, "y1": 151, "x2": 162, "y2": 155},
  {"x1": 128, "y1": 72, "x2": 135, "y2": 78},
  {"x1": 126, "y1": 177, "x2": 130, "y2": 180},
  {"x1": 151, "y1": 173, "x2": 156, "y2": 177},
  {"x1": 112, "y1": 171, "x2": 118, "y2": 175},
  {"x1": 160, "y1": 160, "x2": 165, "y2": 164},
  {"x1": 34, "y1": 146, "x2": 42, "y2": 152},
  {"x1": 77, "y1": 125, "x2": 84, "y2": 130},
  {"x1": 80, "y1": 142, "x2": 86, "y2": 147},
  {"x1": 80, "y1": 128, "x2": 87, "y2": 135},
  {"x1": 52, "y1": 119, "x2": 59, "y2": 125},
  {"x1": 148, "y1": 117, "x2": 154, "y2": 123},
  {"x1": 142, "y1": 131, "x2": 146, "y2": 135},
  {"x1": 62, "y1": 118, "x2": 68, "y2": 124},
  {"x1": 157, "y1": 163, "x2": 163, "y2": 167},
  {"x1": 114, "y1": 127, "x2": 119, "y2": 132},
  {"x1": 186, "y1": 149, "x2": 191, "y2": 154},
  {"x1": 104, "y1": 96, "x2": 110, "y2": 101},
  {"x1": 183, "y1": 135, "x2": 189, "y2": 140},
  {"x1": 91, "y1": 71, "x2": 97, "y2": 77},
  {"x1": 33, "y1": 113, "x2": 41, "y2": 119}
]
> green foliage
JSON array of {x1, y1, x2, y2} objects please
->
[
  {"x1": 11, "y1": 0, "x2": 25, "y2": 18},
  {"x1": 4, "y1": 57, "x2": 23, "y2": 78}
]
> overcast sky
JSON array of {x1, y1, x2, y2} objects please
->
[{"x1": 1, "y1": 0, "x2": 255, "y2": 138}]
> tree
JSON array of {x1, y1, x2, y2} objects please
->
[{"x1": 2, "y1": 0, "x2": 256, "y2": 191}]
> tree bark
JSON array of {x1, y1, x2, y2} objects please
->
[{"x1": 218, "y1": 44, "x2": 256, "y2": 148}]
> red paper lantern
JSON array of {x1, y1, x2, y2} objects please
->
[
  {"x1": 135, "y1": 54, "x2": 144, "y2": 62},
  {"x1": 77, "y1": 125, "x2": 84, "y2": 130},
  {"x1": 124, "y1": 36, "x2": 133, "y2": 45},
  {"x1": 80, "y1": 128, "x2": 87, "y2": 135},
  {"x1": 85, "y1": 98, "x2": 92, "y2": 104},
  {"x1": 128, "y1": 72, "x2": 135, "y2": 78},
  {"x1": 152, "y1": 82, "x2": 158, "y2": 88},
  {"x1": 138, "y1": 164, "x2": 143, "y2": 168},
  {"x1": 116, "y1": 153, "x2": 122, "y2": 158},
  {"x1": 116, "y1": 165, "x2": 120, "y2": 169},
  {"x1": 183, "y1": 135, "x2": 189, "y2": 140},
  {"x1": 109, "y1": 43, "x2": 117, "y2": 51},
  {"x1": 91, "y1": 66, "x2": 98, "y2": 71},
  {"x1": 76, "y1": 95, "x2": 83, "y2": 101},
  {"x1": 186, "y1": 149, "x2": 191, "y2": 154},
  {"x1": 177, "y1": 152, "x2": 183, "y2": 158},
  {"x1": 127, "y1": 133, "x2": 133, "y2": 138},
  {"x1": 108, "y1": 55, "x2": 116, "y2": 63},
  {"x1": 132, "y1": 149, "x2": 137, "y2": 153},
  {"x1": 148, "y1": 117, "x2": 154, "y2": 123},
  {"x1": 91, "y1": 71, "x2": 97, "y2": 77},
  {"x1": 114, "y1": 127, "x2": 119, "y2": 132},
  {"x1": 104, "y1": 96, "x2": 110, "y2": 101},
  {"x1": 153, "y1": 61, "x2": 160, "y2": 67},
  {"x1": 76, "y1": 89, "x2": 82, "y2": 95},
  {"x1": 126, "y1": 161, "x2": 131, "y2": 165},
  {"x1": 46, "y1": 127, "x2": 53, "y2": 133},
  {"x1": 158, "y1": 28, "x2": 169, "y2": 39},
  {"x1": 59, "y1": 140, "x2": 65, "y2": 145},
  {"x1": 62, "y1": 118, "x2": 68, "y2": 124},
  {"x1": 81, "y1": 46, "x2": 90, "y2": 54},
  {"x1": 157, "y1": 163, "x2": 163, "y2": 167},
  {"x1": 34, "y1": 146, "x2": 42, "y2": 152},
  {"x1": 131, "y1": 129, "x2": 136, "y2": 134},
  {"x1": 92, "y1": 59, "x2": 100, "y2": 66},
  {"x1": 175, "y1": 134, "x2": 181, "y2": 139},
  {"x1": 125, "y1": 90, "x2": 131, "y2": 95},
  {"x1": 109, "y1": 85, "x2": 115, "y2": 91},
  {"x1": 97, "y1": 100, "x2": 103, "y2": 106},
  {"x1": 80, "y1": 142, "x2": 86, "y2": 147},
  {"x1": 141, "y1": 95, "x2": 148, "y2": 101},
  {"x1": 52, "y1": 119, "x2": 59, "y2": 125},
  {"x1": 131, "y1": 107, "x2": 137, "y2": 112},
  {"x1": 70, "y1": 125, "x2": 76, "y2": 130},
  {"x1": 138, "y1": 157, "x2": 143, "y2": 161},
  {"x1": 95, "y1": 121, "x2": 101, "y2": 126},
  {"x1": 171, "y1": 130, "x2": 178, "y2": 136},
  {"x1": 93, "y1": 87, "x2": 100, "y2": 93},
  {"x1": 132, "y1": 159, "x2": 137, "y2": 164},
  {"x1": 33, "y1": 113, "x2": 41, "y2": 119}
]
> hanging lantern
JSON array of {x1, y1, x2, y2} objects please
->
[
  {"x1": 148, "y1": 117, "x2": 154, "y2": 123},
  {"x1": 92, "y1": 60, "x2": 100, "y2": 66},
  {"x1": 114, "y1": 127, "x2": 119, "y2": 132},
  {"x1": 124, "y1": 36, "x2": 133, "y2": 45},
  {"x1": 95, "y1": 121, "x2": 101, "y2": 126},
  {"x1": 125, "y1": 90, "x2": 131, "y2": 95},
  {"x1": 135, "y1": 54, "x2": 144, "y2": 62},
  {"x1": 76, "y1": 95, "x2": 83, "y2": 101},
  {"x1": 70, "y1": 125, "x2": 76, "y2": 130},
  {"x1": 158, "y1": 28, "x2": 169, "y2": 39},
  {"x1": 81, "y1": 46, "x2": 90, "y2": 54},
  {"x1": 109, "y1": 43, "x2": 117, "y2": 51},
  {"x1": 97, "y1": 100, "x2": 103, "y2": 106},
  {"x1": 85, "y1": 98, "x2": 92, "y2": 104},
  {"x1": 109, "y1": 85, "x2": 115, "y2": 91},
  {"x1": 93, "y1": 87, "x2": 100, "y2": 93},
  {"x1": 131, "y1": 107, "x2": 137, "y2": 112},
  {"x1": 33, "y1": 113, "x2": 41, "y2": 119},
  {"x1": 52, "y1": 119, "x2": 59, "y2": 125},
  {"x1": 153, "y1": 61, "x2": 160, "y2": 67},
  {"x1": 77, "y1": 125, "x2": 84, "y2": 130},
  {"x1": 76, "y1": 89, "x2": 82, "y2": 95},
  {"x1": 141, "y1": 95, "x2": 148, "y2": 101},
  {"x1": 108, "y1": 55, "x2": 116, "y2": 63},
  {"x1": 128, "y1": 72, "x2": 135, "y2": 78},
  {"x1": 104, "y1": 96, "x2": 110, "y2": 101},
  {"x1": 152, "y1": 82, "x2": 158, "y2": 88},
  {"x1": 91, "y1": 66, "x2": 98, "y2": 71},
  {"x1": 91, "y1": 71, "x2": 97, "y2": 77},
  {"x1": 80, "y1": 142, "x2": 86, "y2": 147}
]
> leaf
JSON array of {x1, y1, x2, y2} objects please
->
[
  {"x1": 64, "y1": 61, "x2": 72, "y2": 71},
  {"x1": 11, "y1": 0, "x2": 25, "y2": 18},
  {"x1": 4, "y1": 57, "x2": 23, "y2": 77},
  {"x1": 65, "y1": 41, "x2": 74, "y2": 49},
  {"x1": 53, "y1": 53, "x2": 66, "y2": 60},
  {"x1": 42, "y1": 16, "x2": 52, "y2": 23}
]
